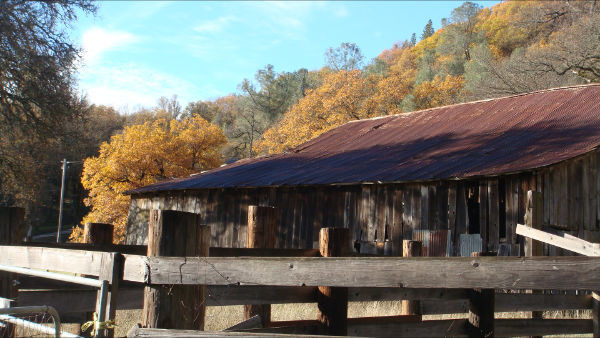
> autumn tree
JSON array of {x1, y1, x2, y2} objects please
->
[
  {"x1": 413, "y1": 75, "x2": 465, "y2": 110},
  {"x1": 0, "y1": 0, "x2": 95, "y2": 213},
  {"x1": 257, "y1": 70, "x2": 380, "y2": 154},
  {"x1": 72, "y1": 116, "x2": 226, "y2": 243}
]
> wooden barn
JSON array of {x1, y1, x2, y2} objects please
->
[{"x1": 125, "y1": 84, "x2": 600, "y2": 257}]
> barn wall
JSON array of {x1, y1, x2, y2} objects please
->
[{"x1": 126, "y1": 150, "x2": 600, "y2": 257}]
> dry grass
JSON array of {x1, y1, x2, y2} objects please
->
[{"x1": 114, "y1": 303, "x2": 593, "y2": 337}]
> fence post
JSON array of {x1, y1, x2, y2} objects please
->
[
  {"x1": 593, "y1": 292, "x2": 600, "y2": 338},
  {"x1": 142, "y1": 210, "x2": 209, "y2": 330},
  {"x1": 95, "y1": 252, "x2": 123, "y2": 337},
  {"x1": 244, "y1": 206, "x2": 277, "y2": 327},
  {"x1": 525, "y1": 190, "x2": 543, "y2": 336},
  {"x1": 84, "y1": 223, "x2": 114, "y2": 245},
  {"x1": 401, "y1": 240, "x2": 422, "y2": 317},
  {"x1": 468, "y1": 251, "x2": 495, "y2": 337},
  {"x1": 0, "y1": 207, "x2": 24, "y2": 336},
  {"x1": 317, "y1": 227, "x2": 350, "y2": 335}
]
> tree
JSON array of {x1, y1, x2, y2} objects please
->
[
  {"x1": 413, "y1": 75, "x2": 465, "y2": 110},
  {"x1": 410, "y1": 33, "x2": 417, "y2": 47},
  {"x1": 439, "y1": 1, "x2": 483, "y2": 62},
  {"x1": 421, "y1": 19, "x2": 435, "y2": 40},
  {"x1": 325, "y1": 42, "x2": 364, "y2": 71},
  {"x1": 257, "y1": 70, "x2": 380, "y2": 154},
  {"x1": 0, "y1": 0, "x2": 95, "y2": 213},
  {"x1": 72, "y1": 116, "x2": 227, "y2": 243},
  {"x1": 0, "y1": 0, "x2": 95, "y2": 131}
]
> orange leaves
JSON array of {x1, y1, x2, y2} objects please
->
[
  {"x1": 72, "y1": 116, "x2": 227, "y2": 243},
  {"x1": 257, "y1": 70, "x2": 381, "y2": 154},
  {"x1": 413, "y1": 75, "x2": 465, "y2": 110}
]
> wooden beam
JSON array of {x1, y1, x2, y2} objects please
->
[
  {"x1": 17, "y1": 288, "x2": 143, "y2": 314},
  {"x1": 84, "y1": 223, "x2": 114, "y2": 245},
  {"x1": 142, "y1": 210, "x2": 210, "y2": 330},
  {"x1": 467, "y1": 252, "x2": 495, "y2": 337},
  {"x1": 209, "y1": 247, "x2": 319, "y2": 257},
  {"x1": 516, "y1": 223, "x2": 600, "y2": 256},
  {"x1": 17, "y1": 287, "x2": 591, "y2": 313},
  {"x1": 127, "y1": 325, "x2": 318, "y2": 337},
  {"x1": 401, "y1": 240, "x2": 422, "y2": 317},
  {"x1": 317, "y1": 227, "x2": 350, "y2": 335},
  {"x1": 127, "y1": 319, "x2": 593, "y2": 338},
  {"x1": 244, "y1": 206, "x2": 277, "y2": 326},
  {"x1": 24, "y1": 242, "x2": 147, "y2": 255},
  {"x1": 496, "y1": 319, "x2": 592, "y2": 336},
  {"x1": 97, "y1": 252, "x2": 123, "y2": 337},
  {"x1": 0, "y1": 245, "x2": 104, "y2": 276},
  {"x1": 122, "y1": 254, "x2": 600, "y2": 290},
  {"x1": 594, "y1": 292, "x2": 600, "y2": 338}
]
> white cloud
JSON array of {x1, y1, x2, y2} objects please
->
[
  {"x1": 194, "y1": 16, "x2": 237, "y2": 34},
  {"x1": 81, "y1": 27, "x2": 138, "y2": 65},
  {"x1": 78, "y1": 63, "x2": 202, "y2": 112}
]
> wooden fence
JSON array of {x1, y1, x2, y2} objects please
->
[{"x1": 0, "y1": 193, "x2": 600, "y2": 337}]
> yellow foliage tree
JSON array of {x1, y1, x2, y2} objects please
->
[
  {"x1": 70, "y1": 116, "x2": 227, "y2": 243},
  {"x1": 413, "y1": 75, "x2": 465, "y2": 110},
  {"x1": 257, "y1": 70, "x2": 382, "y2": 154}
]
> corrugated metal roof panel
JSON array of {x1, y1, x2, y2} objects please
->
[{"x1": 129, "y1": 84, "x2": 600, "y2": 194}]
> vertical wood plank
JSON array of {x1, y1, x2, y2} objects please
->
[
  {"x1": 402, "y1": 188, "x2": 414, "y2": 241},
  {"x1": 391, "y1": 189, "x2": 404, "y2": 256},
  {"x1": 317, "y1": 227, "x2": 350, "y2": 336},
  {"x1": 427, "y1": 185, "x2": 437, "y2": 231},
  {"x1": 436, "y1": 183, "x2": 449, "y2": 231},
  {"x1": 456, "y1": 182, "x2": 468, "y2": 255},
  {"x1": 420, "y1": 186, "x2": 429, "y2": 230},
  {"x1": 479, "y1": 181, "x2": 489, "y2": 252},
  {"x1": 448, "y1": 182, "x2": 458, "y2": 256},
  {"x1": 84, "y1": 223, "x2": 114, "y2": 245},
  {"x1": 401, "y1": 240, "x2": 422, "y2": 316},
  {"x1": 142, "y1": 210, "x2": 209, "y2": 330},
  {"x1": 376, "y1": 186, "x2": 386, "y2": 242},
  {"x1": 488, "y1": 180, "x2": 500, "y2": 252},
  {"x1": 593, "y1": 292, "x2": 600, "y2": 338},
  {"x1": 468, "y1": 252, "x2": 495, "y2": 337},
  {"x1": 244, "y1": 206, "x2": 277, "y2": 326},
  {"x1": 589, "y1": 154, "x2": 598, "y2": 231}
]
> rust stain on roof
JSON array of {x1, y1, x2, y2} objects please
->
[{"x1": 129, "y1": 84, "x2": 600, "y2": 194}]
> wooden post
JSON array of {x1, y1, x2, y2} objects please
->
[
  {"x1": 96, "y1": 252, "x2": 123, "y2": 337},
  {"x1": 401, "y1": 240, "x2": 422, "y2": 316},
  {"x1": 524, "y1": 191, "x2": 543, "y2": 257},
  {"x1": 244, "y1": 206, "x2": 277, "y2": 327},
  {"x1": 0, "y1": 207, "x2": 24, "y2": 336},
  {"x1": 83, "y1": 222, "x2": 115, "y2": 336},
  {"x1": 317, "y1": 227, "x2": 350, "y2": 336},
  {"x1": 468, "y1": 252, "x2": 495, "y2": 338},
  {"x1": 525, "y1": 190, "x2": 543, "y2": 336},
  {"x1": 84, "y1": 223, "x2": 114, "y2": 245},
  {"x1": 142, "y1": 210, "x2": 209, "y2": 330},
  {"x1": 593, "y1": 292, "x2": 600, "y2": 338}
]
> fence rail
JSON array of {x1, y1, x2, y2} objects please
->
[{"x1": 2, "y1": 195, "x2": 600, "y2": 337}]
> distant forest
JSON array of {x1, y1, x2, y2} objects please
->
[{"x1": 2, "y1": 1, "x2": 599, "y2": 242}]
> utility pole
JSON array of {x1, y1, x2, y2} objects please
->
[{"x1": 57, "y1": 158, "x2": 67, "y2": 243}]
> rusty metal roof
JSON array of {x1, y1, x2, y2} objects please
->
[{"x1": 129, "y1": 84, "x2": 600, "y2": 194}]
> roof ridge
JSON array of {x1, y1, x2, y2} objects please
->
[{"x1": 346, "y1": 83, "x2": 600, "y2": 125}]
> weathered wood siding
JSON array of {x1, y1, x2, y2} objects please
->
[{"x1": 126, "y1": 151, "x2": 600, "y2": 257}]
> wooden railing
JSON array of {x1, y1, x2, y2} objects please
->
[{"x1": 2, "y1": 195, "x2": 600, "y2": 337}]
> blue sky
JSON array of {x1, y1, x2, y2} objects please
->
[{"x1": 72, "y1": 1, "x2": 499, "y2": 112}]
